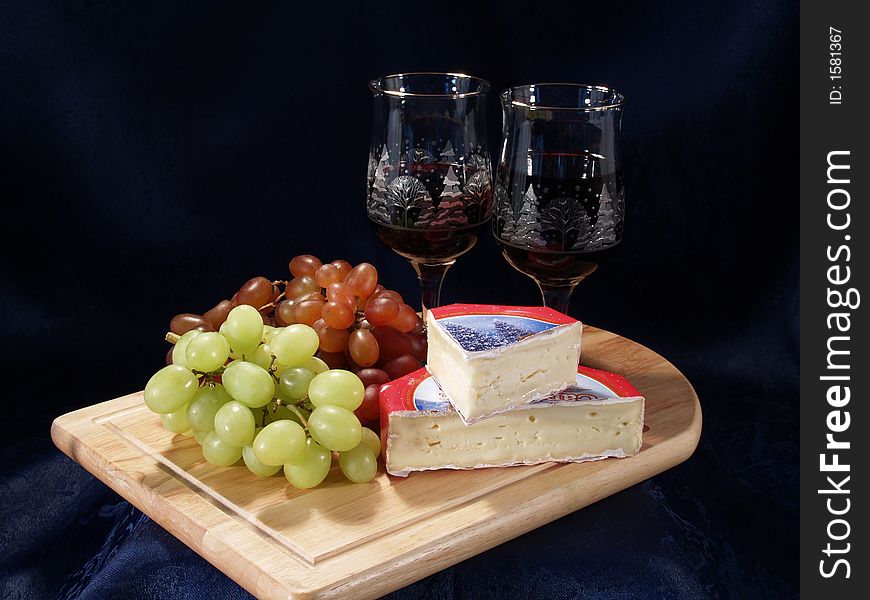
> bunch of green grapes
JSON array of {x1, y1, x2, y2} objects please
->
[{"x1": 145, "y1": 305, "x2": 379, "y2": 487}]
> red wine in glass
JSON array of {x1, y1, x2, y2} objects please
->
[
  {"x1": 369, "y1": 160, "x2": 491, "y2": 262},
  {"x1": 494, "y1": 152, "x2": 624, "y2": 311}
]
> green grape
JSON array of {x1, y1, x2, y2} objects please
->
[
  {"x1": 270, "y1": 324, "x2": 319, "y2": 367},
  {"x1": 194, "y1": 431, "x2": 209, "y2": 445},
  {"x1": 263, "y1": 325, "x2": 279, "y2": 344},
  {"x1": 214, "y1": 401, "x2": 256, "y2": 447},
  {"x1": 278, "y1": 367, "x2": 315, "y2": 402},
  {"x1": 284, "y1": 438, "x2": 332, "y2": 489},
  {"x1": 243, "y1": 444, "x2": 281, "y2": 477},
  {"x1": 252, "y1": 420, "x2": 306, "y2": 466},
  {"x1": 339, "y1": 443, "x2": 378, "y2": 483},
  {"x1": 308, "y1": 405, "x2": 362, "y2": 452},
  {"x1": 185, "y1": 331, "x2": 231, "y2": 372},
  {"x1": 248, "y1": 343, "x2": 275, "y2": 371},
  {"x1": 308, "y1": 369, "x2": 364, "y2": 411},
  {"x1": 160, "y1": 404, "x2": 191, "y2": 433},
  {"x1": 360, "y1": 427, "x2": 381, "y2": 457},
  {"x1": 201, "y1": 431, "x2": 242, "y2": 466},
  {"x1": 265, "y1": 404, "x2": 307, "y2": 427},
  {"x1": 223, "y1": 305, "x2": 264, "y2": 355},
  {"x1": 172, "y1": 330, "x2": 202, "y2": 368},
  {"x1": 305, "y1": 356, "x2": 330, "y2": 374},
  {"x1": 144, "y1": 364, "x2": 199, "y2": 414},
  {"x1": 222, "y1": 361, "x2": 274, "y2": 408},
  {"x1": 221, "y1": 322, "x2": 245, "y2": 360},
  {"x1": 187, "y1": 383, "x2": 232, "y2": 432}
]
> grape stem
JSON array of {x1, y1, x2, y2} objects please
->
[
  {"x1": 271, "y1": 398, "x2": 310, "y2": 429},
  {"x1": 285, "y1": 404, "x2": 309, "y2": 428},
  {"x1": 165, "y1": 332, "x2": 181, "y2": 344},
  {"x1": 259, "y1": 290, "x2": 287, "y2": 312}
]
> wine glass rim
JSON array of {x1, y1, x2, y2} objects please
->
[
  {"x1": 369, "y1": 72, "x2": 491, "y2": 98},
  {"x1": 501, "y1": 83, "x2": 625, "y2": 111}
]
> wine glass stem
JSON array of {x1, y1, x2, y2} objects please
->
[
  {"x1": 537, "y1": 282, "x2": 577, "y2": 314},
  {"x1": 411, "y1": 261, "x2": 454, "y2": 316}
]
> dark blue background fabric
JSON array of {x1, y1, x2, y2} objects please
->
[{"x1": 0, "y1": 0, "x2": 797, "y2": 598}]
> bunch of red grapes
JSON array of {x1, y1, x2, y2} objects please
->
[{"x1": 166, "y1": 255, "x2": 426, "y2": 427}]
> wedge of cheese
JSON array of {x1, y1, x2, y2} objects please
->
[
  {"x1": 426, "y1": 304, "x2": 583, "y2": 423},
  {"x1": 381, "y1": 365, "x2": 645, "y2": 477}
]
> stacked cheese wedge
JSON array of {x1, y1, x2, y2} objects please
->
[{"x1": 381, "y1": 304, "x2": 645, "y2": 477}]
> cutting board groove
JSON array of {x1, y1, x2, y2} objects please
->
[{"x1": 52, "y1": 326, "x2": 701, "y2": 599}]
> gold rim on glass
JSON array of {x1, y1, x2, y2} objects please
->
[
  {"x1": 369, "y1": 72, "x2": 491, "y2": 99},
  {"x1": 502, "y1": 83, "x2": 625, "y2": 111}
]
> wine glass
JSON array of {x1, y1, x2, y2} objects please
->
[
  {"x1": 367, "y1": 72, "x2": 493, "y2": 312},
  {"x1": 493, "y1": 83, "x2": 625, "y2": 314}
]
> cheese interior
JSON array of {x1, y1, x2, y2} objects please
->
[
  {"x1": 387, "y1": 398, "x2": 643, "y2": 475},
  {"x1": 426, "y1": 317, "x2": 583, "y2": 422}
]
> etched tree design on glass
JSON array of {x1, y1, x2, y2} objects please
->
[
  {"x1": 540, "y1": 196, "x2": 592, "y2": 250},
  {"x1": 466, "y1": 152, "x2": 489, "y2": 171},
  {"x1": 494, "y1": 183, "x2": 516, "y2": 239},
  {"x1": 415, "y1": 188, "x2": 438, "y2": 227},
  {"x1": 439, "y1": 140, "x2": 455, "y2": 161},
  {"x1": 385, "y1": 175, "x2": 432, "y2": 228},
  {"x1": 430, "y1": 166, "x2": 469, "y2": 228},
  {"x1": 512, "y1": 184, "x2": 543, "y2": 246},
  {"x1": 367, "y1": 148, "x2": 391, "y2": 224},
  {"x1": 463, "y1": 170, "x2": 492, "y2": 224},
  {"x1": 588, "y1": 183, "x2": 617, "y2": 249}
]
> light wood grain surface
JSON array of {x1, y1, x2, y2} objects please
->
[{"x1": 52, "y1": 326, "x2": 701, "y2": 600}]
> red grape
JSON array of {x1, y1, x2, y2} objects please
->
[
  {"x1": 355, "y1": 384, "x2": 381, "y2": 424},
  {"x1": 411, "y1": 319, "x2": 425, "y2": 335},
  {"x1": 357, "y1": 318, "x2": 374, "y2": 330},
  {"x1": 275, "y1": 300, "x2": 296, "y2": 326},
  {"x1": 203, "y1": 300, "x2": 234, "y2": 328},
  {"x1": 408, "y1": 333, "x2": 428, "y2": 361},
  {"x1": 315, "y1": 264, "x2": 343, "y2": 288},
  {"x1": 296, "y1": 291, "x2": 325, "y2": 304},
  {"x1": 364, "y1": 297, "x2": 400, "y2": 326},
  {"x1": 390, "y1": 304, "x2": 420, "y2": 333},
  {"x1": 370, "y1": 326, "x2": 413, "y2": 360},
  {"x1": 317, "y1": 350, "x2": 348, "y2": 369},
  {"x1": 170, "y1": 313, "x2": 214, "y2": 335},
  {"x1": 346, "y1": 263, "x2": 378, "y2": 298},
  {"x1": 348, "y1": 329, "x2": 379, "y2": 367},
  {"x1": 293, "y1": 299, "x2": 323, "y2": 326},
  {"x1": 286, "y1": 276, "x2": 320, "y2": 299},
  {"x1": 326, "y1": 282, "x2": 356, "y2": 309},
  {"x1": 373, "y1": 289, "x2": 403, "y2": 304},
  {"x1": 383, "y1": 354, "x2": 422, "y2": 379},
  {"x1": 312, "y1": 318, "x2": 327, "y2": 333},
  {"x1": 322, "y1": 301, "x2": 355, "y2": 329},
  {"x1": 356, "y1": 368, "x2": 390, "y2": 388},
  {"x1": 331, "y1": 260, "x2": 352, "y2": 280},
  {"x1": 289, "y1": 255, "x2": 322, "y2": 278},
  {"x1": 318, "y1": 326, "x2": 350, "y2": 353},
  {"x1": 235, "y1": 276, "x2": 275, "y2": 308}
]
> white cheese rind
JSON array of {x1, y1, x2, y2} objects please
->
[
  {"x1": 386, "y1": 396, "x2": 644, "y2": 477},
  {"x1": 426, "y1": 314, "x2": 583, "y2": 423}
]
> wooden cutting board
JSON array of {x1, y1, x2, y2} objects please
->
[{"x1": 52, "y1": 326, "x2": 701, "y2": 599}]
